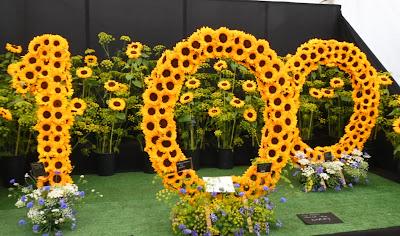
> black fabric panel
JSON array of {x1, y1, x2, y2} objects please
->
[
  {"x1": 337, "y1": 14, "x2": 400, "y2": 93},
  {"x1": 24, "y1": 0, "x2": 86, "y2": 55},
  {"x1": 0, "y1": 0, "x2": 25, "y2": 53},
  {"x1": 88, "y1": 0, "x2": 184, "y2": 56},
  {"x1": 186, "y1": 0, "x2": 267, "y2": 39},
  {"x1": 266, "y1": 2, "x2": 341, "y2": 56}
]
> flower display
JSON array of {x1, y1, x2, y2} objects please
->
[{"x1": 8, "y1": 34, "x2": 85, "y2": 187}]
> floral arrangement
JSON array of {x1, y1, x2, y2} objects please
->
[
  {"x1": 293, "y1": 148, "x2": 369, "y2": 192},
  {"x1": 9, "y1": 174, "x2": 102, "y2": 235}
]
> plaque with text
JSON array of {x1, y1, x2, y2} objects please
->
[
  {"x1": 297, "y1": 212, "x2": 343, "y2": 225},
  {"x1": 176, "y1": 159, "x2": 192, "y2": 172},
  {"x1": 257, "y1": 163, "x2": 272, "y2": 173},
  {"x1": 31, "y1": 163, "x2": 46, "y2": 178},
  {"x1": 324, "y1": 152, "x2": 333, "y2": 161}
]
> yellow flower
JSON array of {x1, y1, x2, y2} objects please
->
[
  {"x1": 213, "y1": 60, "x2": 227, "y2": 71},
  {"x1": 309, "y1": 88, "x2": 323, "y2": 99},
  {"x1": 214, "y1": 130, "x2": 222, "y2": 137},
  {"x1": 108, "y1": 98, "x2": 126, "y2": 111},
  {"x1": 330, "y1": 77, "x2": 344, "y2": 88},
  {"x1": 179, "y1": 92, "x2": 194, "y2": 104},
  {"x1": 76, "y1": 67, "x2": 92, "y2": 79},
  {"x1": 0, "y1": 107, "x2": 12, "y2": 121},
  {"x1": 70, "y1": 98, "x2": 87, "y2": 116},
  {"x1": 393, "y1": 118, "x2": 400, "y2": 134},
  {"x1": 243, "y1": 108, "x2": 257, "y2": 122},
  {"x1": 377, "y1": 74, "x2": 393, "y2": 86},
  {"x1": 218, "y1": 80, "x2": 231, "y2": 91},
  {"x1": 117, "y1": 83, "x2": 129, "y2": 93},
  {"x1": 84, "y1": 55, "x2": 98, "y2": 67},
  {"x1": 126, "y1": 42, "x2": 143, "y2": 59},
  {"x1": 321, "y1": 88, "x2": 335, "y2": 98},
  {"x1": 5, "y1": 43, "x2": 22, "y2": 54},
  {"x1": 230, "y1": 97, "x2": 245, "y2": 108},
  {"x1": 104, "y1": 80, "x2": 120, "y2": 92},
  {"x1": 242, "y1": 80, "x2": 257, "y2": 93},
  {"x1": 185, "y1": 78, "x2": 201, "y2": 89},
  {"x1": 208, "y1": 107, "x2": 221, "y2": 117}
]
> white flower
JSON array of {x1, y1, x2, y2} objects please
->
[
  {"x1": 7, "y1": 194, "x2": 12, "y2": 198},
  {"x1": 100, "y1": 195, "x2": 103, "y2": 198},
  {"x1": 55, "y1": 220, "x2": 59, "y2": 224},
  {"x1": 80, "y1": 175, "x2": 85, "y2": 178},
  {"x1": 298, "y1": 158, "x2": 310, "y2": 166},
  {"x1": 351, "y1": 148, "x2": 362, "y2": 156},
  {"x1": 295, "y1": 151, "x2": 306, "y2": 159},
  {"x1": 25, "y1": 173, "x2": 29, "y2": 178},
  {"x1": 13, "y1": 183, "x2": 19, "y2": 186},
  {"x1": 91, "y1": 189, "x2": 95, "y2": 192},
  {"x1": 319, "y1": 173, "x2": 330, "y2": 180},
  {"x1": 51, "y1": 209, "x2": 60, "y2": 213},
  {"x1": 302, "y1": 166, "x2": 315, "y2": 177},
  {"x1": 48, "y1": 188, "x2": 64, "y2": 199},
  {"x1": 15, "y1": 200, "x2": 25, "y2": 208},
  {"x1": 40, "y1": 211, "x2": 45, "y2": 215}
]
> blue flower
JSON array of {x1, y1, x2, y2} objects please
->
[
  {"x1": 9, "y1": 179, "x2": 16, "y2": 184},
  {"x1": 254, "y1": 223, "x2": 261, "y2": 236},
  {"x1": 60, "y1": 199, "x2": 68, "y2": 209},
  {"x1": 179, "y1": 188, "x2": 187, "y2": 194},
  {"x1": 211, "y1": 192, "x2": 217, "y2": 197},
  {"x1": 210, "y1": 213, "x2": 218, "y2": 223},
  {"x1": 263, "y1": 197, "x2": 269, "y2": 203},
  {"x1": 38, "y1": 198, "x2": 45, "y2": 206},
  {"x1": 32, "y1": 224, "x2": 40, "y2": 233},
  {"x1": 18, "y1": 219, "x2": 26, "y2": 226},
  {"x1": 191, "y1": 230, "x2": 198, "y2": 236},
  {"x1": 79, "y1": 191, "x2": 85, "y2": 197},
  {"x1": 233, "y1": 183, "x2": 240, "y2": 188},
  {"x1": 21, "y1": 195, "x2": 27, "y2": 202},
  {"x1": 42, "y1": 186, "x2": 51, "y2": 191},
  {"x1": 220, "y1": 210, "x2": 227, "y2": 216},
  {"x1": 26, "y1": 201, "x2": 34, "y2": 208},
  {"x1": 238, "y1": 192, "x2": 244, "y2": 197},
  {"x1": 55, "y1": 231, "x2": 63, "y2": 236},
  {"x1": 234, "y1": 229, "x2": 244, "y2": 236},
  {"x1": 71, "y1": 223, "x2": 77, "y2": 231},
  {"x1": 262, "y1": 186, "x2": 269, "y2": 191},
  {"x1": 316, "y1": 166, "x2": 324, "y2": 174},
  {"x1": 203, "y1": 231, "x2": 211, "y2": 236},
  {"x1": 239, "y1": 207, "x2": 245, "y2": 215},
  {"x1": 335, "y1": 185, "x2": 342, "y2": 191},
  {"x1": 276, "y1": 219, "x2": 283, "y2": 228},
  {"x1": 348, "y1": 183, "x2": 353, "y2": 188},
  {"x1": 178, "y1": 224, "x2": 186, "y2": 230},
  {"x1": 267, "y1": 203, "x2": 274, "y2": 210},
  {"x1": 183, "y1": 229, "x2": 192, "y2": 235},
  {"x1": 280, "y1": 197, "x2": 287, "y2": 203},
  {"x1": 253, "y1": 199, "x2": 260, "y2": 204},
  {"x1": 196, "y1": 186, "x2": 203, "y2": 191}
]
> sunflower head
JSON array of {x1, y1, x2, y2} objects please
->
[
  {"x1": 76, "y1": 67, "x2": 93, "y2": 79},
  {"x1": 108, "y1": 98, "x2": 126, "y2": 111},
  {"x1": 5, "y1": 43, "x2": 22, "y2": 54},
  {"x1": 330, "y1": 77, "x2": 344, "y2": 88},
  {"x1": 321, "y1": 88, "x2": 335, "y2": 98},
  {"x1": 242, "y1": 80, "x2": 257, "y2": 93},
  {"x1": 208, "y1": 107, "x2": 221, "y2": 117},
  {"x1": 70, "y1": 98, "x2": 87, "y2": 116},
  {"x1": 377, "y1": 74, "x2": 393, "y2": 86},
  {"x1": 0, "y1": 107, "x2": 12, "y2": 121},
  {"x1": 185, "y1": 78, "x2": 201, "y2": 89},
  {"x1": 104, "y1": 80, "x2": 120, "y2": 92},
  {"x1": 126, "y1": 42, "x2": 143, "y2": 59},
  {"x1": 84, "y1": 55, "x2": 98, "y2": 67},
  {"x1": 179, "y1": 92, "x2": 194, "y2": 104},
  {"x1": 309, "y1": 88, "x2": 323, "y2": 99},
  {"x1": 217, "y1": 80, "x2": 231, "y2": 91},
  {"x1": 243, "y1": 108, "x2": 257, "y2": 122},
  {"x1": 213, "y1": 60, "x2": 228, "y2": 72},
  {"x1": 393, "y1": 118, "x2": 400, "y2": 134},
  {"x1": 230, "y1": 97, "x2": 245, "y2": 108}
]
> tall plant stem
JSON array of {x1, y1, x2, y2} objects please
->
[
  {"x1": 25, "y1": 131, "x2": 32, "y2": 154},
  {"x1": 230, "y1": 117, "x2": 237, "y2": 149},
  {"x1": 109, "y1": 121, "x2": 115, "y2": 154},
  {"x1": 15, "y1": 124, "x2": 21, "y2": 156},
  {"x1": 308, "y1": 111, "x2": 314, "y2": 140}
]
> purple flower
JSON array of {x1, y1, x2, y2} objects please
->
[
  {"x1": 233, "y1": 183, "x2": 240, "y2": 188},
  {"x1": 263, "y1": 186, "x2": 269, "y2": 191},
  {"x1": 276, "y1": 219, "x2": 283, "y2": 228},
  {"x1": 211, "y1": 192, "x2": 217, "y2": 197},
  {"x1": 316, "y1": 166, "x2": 324, "y2": 174},
  {"x1": 238, "y1": 192, "x2": 245, "y2": 197},
  {"x1": 220, "y1": 210, "x2": 227, "y2": 217},
  {"x1": 234, "y1": 229, "x2": 244, "y2": 236},
  {"x1": 21, "y1": 195, "x2": 27, "y2": 202},
  {"x1": 9, "y1": 179, "x2": 16, "y2": 184},
  {"x1": 38, "y1": 198, "x2": 45, "y2": 206},
  {"x1": 254, "y1": 223, "x2": 261, "y2": 236},
  {"x1": 79, "y1": 191, "x2": 85, "y2": 197},
  {"x1": 196, "y1": 186, "x2": 203, "y2": 191},
  {"x1": 265, "y1": 222, "x2": 270, "y2": 235},
  {"x1": 42, "y1": 186, "x2": 51, "y2": 191},
  {"x1": 71, "y1": 223, "x2": 77, "y2": 231},
  {"x1": 348, "y1": 183, "x2": 353, "y2": 188},
  {"x1": 203, "y1": 232, "x2": 211, "y2": 236},
  {"x1": 18, "y1": 219, "x2": 26, "y2": 226},
  {"x1": 239, "y1": 207, "x2": 245, "y2": 215},
  {"x1": 267, "y1": 203, "x2": 274, "y2": 210},
  {"x1": 178, "y1": 224, "x2": 186, "y2": 230},
  {"x1": 280, "y1": 197, "x2": 287, "y2": 203},
  {"x1": 335, "y1": 185, "x2": 342, "y2": 191},
  {"x1": 179, "y1": 188, "x2": 187, "y2": 194},
  {"x1": 55, "y1": 231, "x2": 63, "y2": 236},
  {"x1": 191, "y1": 230, "x2": 198, "y2": 236},
  {"x1": 26, "y1": 201, "x2": 34, "y2": 208},
  {"x1": 253, "y1": 199, "x2": 260, "y2": 204},
  {"x1": 210, "y1": 213, "x2": 218, "y2": 223},
  {"x1": 183, "y1": 229, "x2": 192, "y2": 235},
  {"x1": 32, "y1": 225, "x2": 40, "y2": 233}
]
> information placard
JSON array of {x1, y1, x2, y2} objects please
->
[
  {"x1": 176, "y1": 159, "x2": 192, "y2": 172},
  {"x1": 297, "y1": 212, "x2": 343, "y2": 225},
  {"x1": 203, "y1": 176, "x2": 235, "y2": 193},
  {"x1": 30, "y1": 163, "x2": 46, "y2": 178}
]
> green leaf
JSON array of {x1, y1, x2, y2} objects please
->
[
  {"x1": 114, "y1": 112, "x2": 126, "y2": 120},
  {"x1": 132, "y1": 80, "x2": 142, "y2": 88},
  {"x1": 177, "y1": 114, "x2": 192, "y2": 123},
  {"x1": 125, "y1": 74, "x2": 134, "y2": 81}
]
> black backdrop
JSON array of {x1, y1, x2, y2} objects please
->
[{"x1": 1, "y1": 0, "x2": 399, "y2": 175}]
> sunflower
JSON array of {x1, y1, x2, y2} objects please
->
[
  {"x1": 330, "y1": 77, "x2": 344, "y2": 88},
  {"x1": 321, "y1": 88, "x2": 335, "y2": 98},
  {"x1": 185, "y1": 78, "x2": 201, "y2": 89},
  {"x1": 208, "y1": 107, "x2": 221, "y2": 117},
  {"x1": 393, "y1": 118, "x2": 400, "y2": 134},
  {"x1": 242, "y1": 80, "x2": 257, "y2": 93},
  {"x1": 243, "y1": 108, "x2": 257, "y2": 122},
  {"x1": 108, "y1": 98, "x2": 126, "y2": 111},
  {"x1": 5, "y1": 43, "x2": 22, "y2": 54},
  {"x1": 377, "y1": 74, "x2": 393, "y2": 85},
  {"x1": 0, "y1": 107, "x2": 12, "y2": 121},
  {"x1": 84, "y1": 55, "x2": 98, "y2": 66},
  {"x1": 217, "y1": 80, "x2": 231, "y2": 91},
  {"x1": 70, "y1": 98, "x2": 87, "y2": 115},
  {"x1": 213, "y1": 60, "x2": 227, "y2": 71},
  {"x1": 104, "y1": 80, "x2": 120, "y2": 92},
  {"x1": 117, "y1": 83, "x2": 129, "y2": 93},
  {"x1": 76, "y1": 67, "x2": 92, "y2": 79},
  {"x1": 126, "y1": 42, "x2": 143, "y2": 59},
  {"x1": 179, "y1": 92, "x2": 194, "y2": 104},
  {"x1": 230, "y1": 97, "x2": 245, "y2": 108},
  {"x1": 309, "y1": 88, "x2": 323, "y2": 99}
]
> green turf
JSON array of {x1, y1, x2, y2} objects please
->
[{"x1": 0, "y1": 167, "x2": 400, "y2": 236}]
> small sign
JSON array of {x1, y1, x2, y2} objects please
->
[
  {"x1": 176, "y1": 159, "x2": 192, "y2": 172},
  {"x1": 203, "y1": 176, "x2": 235, "y2": 193},
  {"x1": 324, "y1": 152, "x2": 333, "y2": 161},
  {"x1": 297, "y1": 212, "x2": 343, "y2": 225},
  {"x1": 30, "y1": 163, "x2": 46, "y2": 178},
  {"x1": 257, "y1": 163, "x2": 272, "y2": 173}
]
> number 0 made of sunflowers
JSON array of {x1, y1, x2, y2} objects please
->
[
  {"x1": 8, "y1": 35, "x2": 86, "y2": 187},
  {"x1": 142, "y1": 27, "x2": 298, "y2": 197}
]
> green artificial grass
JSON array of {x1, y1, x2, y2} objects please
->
[{"x1": 0, "y1": 167, "x2": 400, "y2": 236}]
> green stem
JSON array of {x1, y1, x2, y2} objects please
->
[
  {"x1": 25, "y1": 131, "x2": 32, "y2": 154},
  {"x1": 109, "y1": 121, "x2": 115, "y2": 154},
  {"x1": 308, "y1": 111, "x2": 314, "y2": 140},
  {"x1": 230, "y1": 117, "x2": 237, "y2": 149},
  {"x1": 15, "y1": 124, "x2": 21, "y2": 156}
]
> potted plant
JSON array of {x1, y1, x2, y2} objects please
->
[{"x1": 0, "y1": 44, "x2": 37, "y2": 186}]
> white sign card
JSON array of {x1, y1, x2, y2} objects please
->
[{"x1": 203, "y1": 176, "x2": 235, "y2": 193}]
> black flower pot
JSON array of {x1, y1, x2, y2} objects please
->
[
  {"x1": 183, "y1": 149, "x2": 200, "y2": 170},
  {"x1": 200, "y1": 147, "x2": 218, "y2": 168},
  {"x1": 94, "y1": 153, "x2": 115, "y2": 176},
  {"x1": 1, "y1": 155, "x2": 26, "y2": 187},
  {"x1": 143, "y1": 152, "x2": 155, "y2": 174},
  {"x1": 217, "y1": 149, "x2": 234, "y2": 169},
  {"x1": 234, "y1": 142, "x2": 255, "y2": 166}
]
